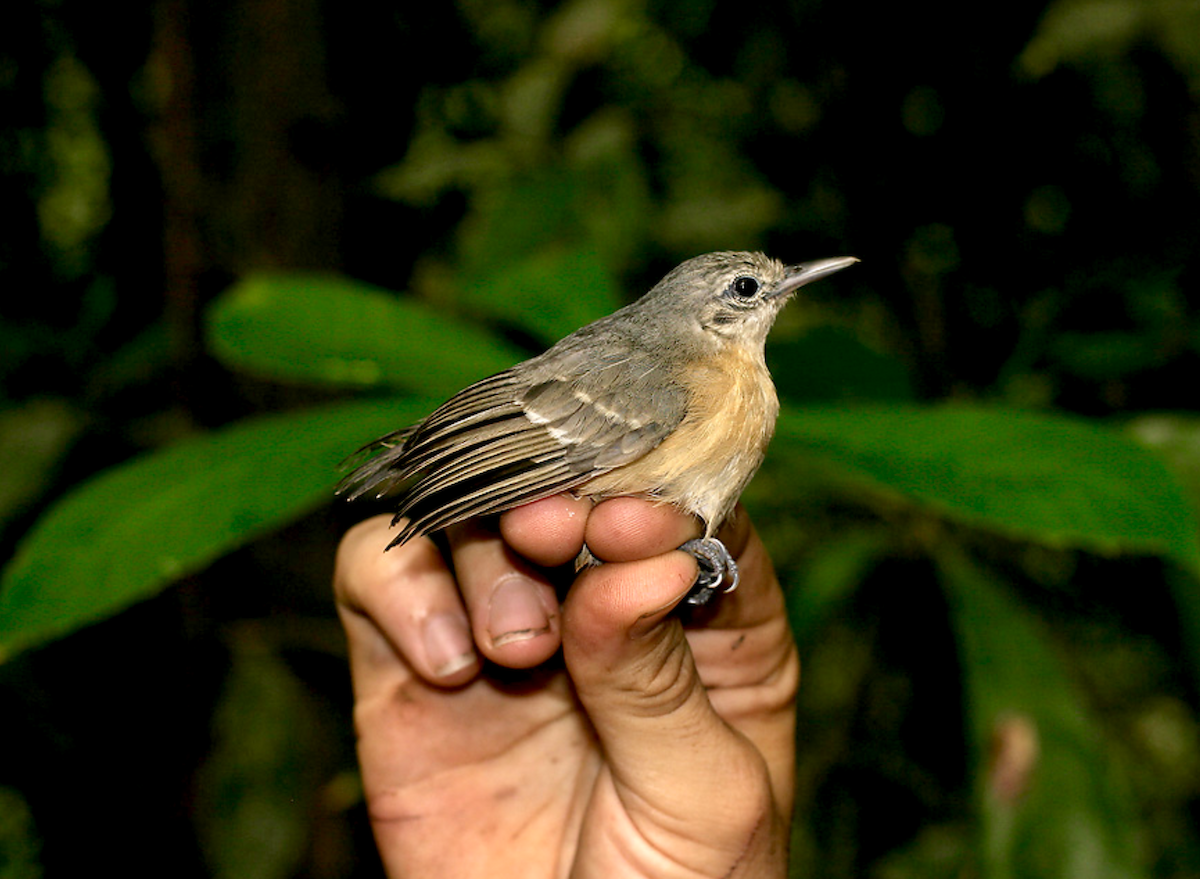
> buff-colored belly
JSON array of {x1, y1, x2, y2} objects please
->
[{"x1": 579, "y1": 351, "x2": 779, "y2": 534}]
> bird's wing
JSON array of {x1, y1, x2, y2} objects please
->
[
  {"x1": 519, "y1": 343, "x2": 687, "y2": 471},
  {"x1": 336, "y1": 338, "x2": 687, "y2": 546}
]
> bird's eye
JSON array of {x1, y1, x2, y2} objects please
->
[{"x1": 731, "y1": 276, "x2": 760, "y2": 298}]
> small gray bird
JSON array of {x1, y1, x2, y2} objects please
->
[{"x1": 339, "y1": 251, "x2": 858, "y2": 604}]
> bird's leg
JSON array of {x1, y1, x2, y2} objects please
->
[
  {"x1": 679, "y1": 537, "x2": 739, "y2": 606},
  {"x1": 574, "y1": 538, "x2": 738, "y2": 607}
]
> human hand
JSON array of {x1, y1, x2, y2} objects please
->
[{"x1": 334, "y1": 496, "x2": 799, "y2": 878}]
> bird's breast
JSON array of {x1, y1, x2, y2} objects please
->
[{"x1": 579, "y1": 346, "x2": 779, "y2": 534}]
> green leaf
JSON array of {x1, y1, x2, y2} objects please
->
[
  {"x1": 771, "y1": 325, "x2": 915, "y2": 405},
  {"x1": 459, "y1": 246, "x2": 622, "y2": 345},
  {"x1": 457, "y1": 170, "x2": 593, "y2": 276},
  {"x1": 194, "y1": 639, "x2": 332, "y2": 879},
  {"x1": 785, "y1": 528, "x2": 892, "y2": 646},
  {"x1": 776, "y1": 404, "x2": 1200, "y2": 571},
  {"x1": 1124, "y1": 412, "x2": 1200, "y2": 689},
  {"x1": 0, "y1": 785, "x2": 41, "y2": 879},
  {"x1": 206, "y1": 272, "x2": 525, "y2": 396},
  {"x1": 1127, "y1": 413, "x2": 1200, "y2": 526},
  {"x1": 1052, "y1": 331, "x2": 1163, "y2": 382},
  {"x1": 0, "y1": 398, "x2": 84, "y2": 533},
  {"x1": 936, "y1": 548, "x2": 1146, "y2": 879},
  {"x1": 0, "y1": 397, "x2": 433, "y2": 662}
]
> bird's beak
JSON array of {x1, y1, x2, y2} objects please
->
[{"x1": 770, "y1": 256, "x2": 860, "y2": 299}]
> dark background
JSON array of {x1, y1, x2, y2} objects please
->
[{"x1": 2, "y1": 0, "x2": 1200, "y2": 876}]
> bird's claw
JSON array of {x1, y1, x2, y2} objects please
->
[{"x1": 678, "y1": 537, "x2": 739, "y2": 606}]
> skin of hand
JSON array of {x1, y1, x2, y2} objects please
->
[{"x1": 334, "y1": 495, "x2": 800, "y2": 878}]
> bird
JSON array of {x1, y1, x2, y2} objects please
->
[{"x1": 338, "y1": 251, "x2": 858, "y2": 605}]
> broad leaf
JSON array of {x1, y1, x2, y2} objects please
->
[
  {"x1": 0, "y1": 397, "x2": 432, "y2": 661},
  {"x1": 937, "y1": 548, "x2": 1145, "y2": 879},
  {"x1": 0, "y1": 399, "x2": 83, "y2": 533},
  {"x1": 777, "y1": 404, "x2": 1200, "y2": 684},
  {"x1": 206, "y1": 272, "x2": 525, "y2": 396},
  {"x1": 771, "y1": 325, "x2": 915, "y2": 405},
  {"x1": 776, "y1": 405, "x2": 1200, "y2": 570},
  {"x1": 785, "y1": 528, "x2": 893, "y2": 646},
  {"x1": 194, "y1": 642, "x2": 333, "y2": 879},
  {"x1": 457, "y1": 171, "x2": 595, "y2": 277},
  {"x1": 459, "y1": 247, "x2": 622, "y2": 345},
  {"x1": 0, "y1": 785, "x2": 40, "y2": 877}
]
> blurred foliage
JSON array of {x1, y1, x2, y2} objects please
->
[{"x1": 3, "y1": 0, "x2": 1200, "y2": 877}]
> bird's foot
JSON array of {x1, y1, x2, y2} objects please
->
[
  {"x1": 574, "y1": 537, "x2": 738, "y2": 607},
  {"x1": 679, "y1": 537, "x2": 739, "y2": 606}
]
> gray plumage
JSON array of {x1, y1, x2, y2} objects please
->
[{"x1": 338, "y1": 251, "x2": 857, "y2": 593}]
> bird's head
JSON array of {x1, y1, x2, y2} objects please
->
[{"x1": 643, "y1": 251, "x2": 859, "y2": 352}]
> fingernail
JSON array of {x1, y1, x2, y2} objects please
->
[
  {"x1": 488, "y1": 575, "x2": 552, "y2": 648},
  {"x1": 423, "y1": 612, "x2": 476, "y2": 678}
]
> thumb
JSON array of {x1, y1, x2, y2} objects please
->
[{"x1": 561, "y1": 551, "x2": 784, "y2": 874}]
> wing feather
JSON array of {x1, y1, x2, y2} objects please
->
[{"x1": 339, "y1": 330, "x2": 691, "y2": 543}]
